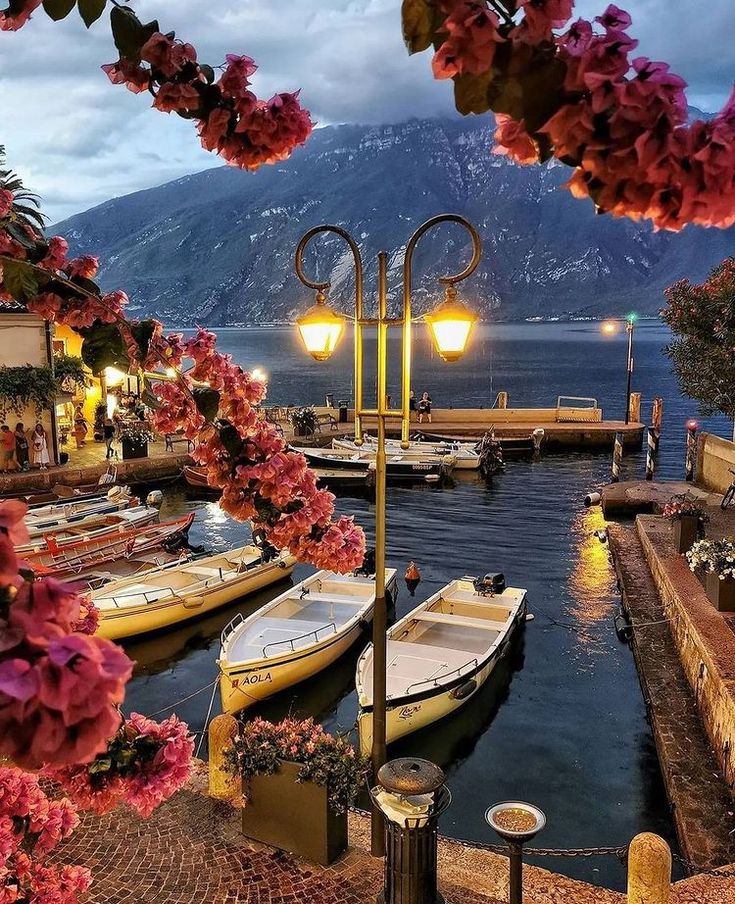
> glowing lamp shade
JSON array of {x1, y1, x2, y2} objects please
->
[
  {"x1": 296, "y1": 292, "x2": 346, "y2": 361},
  {"x1": 425, "y1": 288, "x2": 478, "y2": 362},
  {"x1": 600, "y1": 320, "x2": 618, "y2": 336}
]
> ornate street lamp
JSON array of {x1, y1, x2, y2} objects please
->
[
  {"x1": 294, "y1": 214, "x2": 481, "y2": 857},
  {"x1": 600, "y1": 313, "x2": 637, "y2": 424}
]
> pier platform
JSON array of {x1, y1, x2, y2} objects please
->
[{"x1": 48, "y1": 761, "x2": 735, "y2": 904}]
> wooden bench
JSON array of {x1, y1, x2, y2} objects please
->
[
  {"x1": 164, "y1": 432, "x2": 195, "y2": 453},
  {"x1": 315, "y1": 413, "x2": 338, "y2": 432},
  {"x1": 410, "y1": 610, "x2": 508, "y2": 631}
]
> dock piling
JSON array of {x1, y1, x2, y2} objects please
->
[
  {"x1": 208, "y1": 713, "x2": 241, "y2": 800},
  {"x1": 651, "y1": 397, "x2": 664, "y2": 449},
  {"x1": 685, "y1": 422, "x2": 698, "y2": 482},
  {"x1": 612, "y1": 432, "x2": 623, "y2": 483},
  {"x1": 626, "y1": 833, "x2": 671, "y2": 904},
  {"x1": 645, "y1": 428, "x2": 656, "y2": 481},
  {"x1": 629, "y1": 392, "x2": 642, "y2": 424}
]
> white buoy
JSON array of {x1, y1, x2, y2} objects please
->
[
  {"x1": 584, "y1": 491, "x2": 601, "y2": 507},
  {"x1": 525, "y1": 612, "x2": 535, "y2": 622},
  {"x1": 146, "y1": 490, "x2": 164, "y2": 508}
]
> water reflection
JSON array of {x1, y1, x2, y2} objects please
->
[{"x1": 567, "y1": 506, "x2": 615, "y2": 635}]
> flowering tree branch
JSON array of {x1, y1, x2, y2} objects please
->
[
  {"x1": 1, "y1": 1, "x2": 313, "y2": 171},
  {"x1": 404, "y1": 1, "x2": 735, "y2": 231}
]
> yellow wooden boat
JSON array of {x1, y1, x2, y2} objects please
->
[
  {"x1": 218, "y1": 568, "x2": 397, "y2": 714},
  {"x1": 92, "y1": 545, "x2": 296, "y2": 641},
  {"x1": 356, "y1": 575, "x2": 526, "y2": 756}
]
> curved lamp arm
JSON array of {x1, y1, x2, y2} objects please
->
[
  {"x1": 400, "y1": 214, "x2": 482, "y2": 444},
  {"x1": 294, "y1": 224, "x2": 365, "y2": 441}
]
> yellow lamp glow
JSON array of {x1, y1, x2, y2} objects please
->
[
  {"x1": 296, "y1": 291, "x2": 346, "y2": 361},
  {"x1": 425, "y1": 286, "x2": 478, "y2": 362},
  {"x1": 600, "y1": 320, "x2": 618, "y2": 335},
  {"x1": 104, "y1": 366, "x2": 126, "y2": 386}
]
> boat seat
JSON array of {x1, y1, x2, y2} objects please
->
[
  {"x1": 184, "y1": 566, "x2": 227, "y2": 578},
  {"x1": 445, "y1": 588, "x2": 523, "y2": 606},
  {"x1": 412, "y1": 611, "x2": 508, "y2": 631},
  {"x1": 300, "y1": 592, "x2": 365, "y2": 606}
]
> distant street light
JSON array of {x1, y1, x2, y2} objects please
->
[
  {"x1": 600, "y1": 314, "x2": 637, "y2": 424},
  {"x1": 294, "y1": 214, "x2": 481, "y2": 857}
]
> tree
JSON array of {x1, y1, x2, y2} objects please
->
[{"x1": 662, "y1": 258, "x2": 735, "y2": 435}]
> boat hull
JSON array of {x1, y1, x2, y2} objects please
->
[
  {"x1": 219, "y1": 613, "x2": 369, "y2": 714},
  {"x1": 97, "y1": 557, "x2": 295, "y2": 641},
  {"x1": 357, "y1": 600, "x2": 526, "y2": 756},
  {"x1": 297, "y1": 449, "x2": 447, "y2": 482}
]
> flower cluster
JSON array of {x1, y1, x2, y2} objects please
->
[
  {"x1": 662, "y1": 496, "x2": 709, "y2": 524},
  {"x1": 0, "y1": 766, "x2": 90, "y2": 904},
  {"x1": 104, "y1": 32, "x2": 312, "y2": 172},
  {"x1": 0, "y1": 501, "x2": 133, "y2": 770},
  {"x1": 425, "y1": 2, "x2": 735, "y2": 231},
  {"x1": 47, "y1": 713, "x2": 194, "y2": 818},
  {"x1": 686, "y1": 538, "x2": 735, "y2": 580},
  {"x1": 118, "y1": 421, "x2": 157, "y2": 445},
  {"x1": 224, "y1": 717, "x2": 368, "y2": 813}
]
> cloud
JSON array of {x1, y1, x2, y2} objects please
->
[{"x1": 0, "y1": 0, "x2": 732, "y2": 221}]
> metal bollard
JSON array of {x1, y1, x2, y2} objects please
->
[
  {"x1": 370, "y1": 758, "x2": 451, "y2": 904},
  {"x1": 627, "y1": 833, "x2": 671, "y2": 904},
  {"x1": 486, "y1": 802, "x2": 546, "y2": 904},
  {"x1": 645, "y1": 427, "x2": 656, "y2": 481},
  {"x1": 685, "y1": 421, "x2": 698, "y2": 482},
  {"x1": 611, "y1": 432, "x2": 623, "y2": 483}
]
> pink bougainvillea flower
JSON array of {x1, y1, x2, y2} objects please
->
[
  {"x1": 65, "y1": 255, "x2": 99, "y2": 280},
  {"x1": 0, "y1": 0, "x2": 42, "y2": 30},
  {"x1": 0, "y1": 499, "x2": 29, "y2": 546},
  {"x1": 101, "y1": 59, "x2": 151, "y2": 94},
  {"x1": 0, "y1": 189, "x2": 13, "y2": 219}
]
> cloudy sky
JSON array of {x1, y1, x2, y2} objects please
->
[{"x1": 0, "y1": 0, "x2": 732, "y2": 222}]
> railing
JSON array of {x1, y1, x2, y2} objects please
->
[
  {"x1": 556, "y1": 395, "x2": 600, "y2": 423},
  {"x1": 108, "y1": 584, "x2": 179, "y2": 608},
  {"x1": 262, "y1": 622, "x2": 336, "y2": 658},
  {"x1": 405, "y1": 657, "x2": 478, "y2": 695},
  {"x1": 220, "y1": 611, "x2": 244, "y2": 646}
]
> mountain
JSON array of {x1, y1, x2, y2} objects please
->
[{"x1": 54, "y1": 116, "x2": 734, "y2": 325}]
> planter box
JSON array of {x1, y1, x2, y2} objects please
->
[
  {"x1": 704, "y1": 572, "x2": 735, "y2": 612},
  {"x1": 121, "y1": 438, "x2": 148, "y2": 460},
  {"x1": 241, "y1": 760, "x2": 347, "y2": 865},
  {"x1": 672, "y1": 515, "x2": 701, "y2": 554}
]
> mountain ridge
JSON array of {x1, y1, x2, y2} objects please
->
[{"x1": 54, "y1": 115, "x2": 734, "y2": 325}]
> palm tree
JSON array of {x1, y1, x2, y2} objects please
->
[{"x1": 0, "y1": 145, "x2": 46, "y2": 234}]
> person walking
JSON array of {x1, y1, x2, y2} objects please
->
[
  {"x1": 14, "y1": 423, "x2": 29, "y2": 471},
  {"x1": 409, "y1": 390, "x2": 416, "y2": 419},
  {"x1": 31, "y1": 423, "x2": 50, "y2": 470},
  {"x1": 73, "y1": 404, "x2": 89, "y2": 449},
  {"x1": 418, "y1": 391, "x2": 432, "y2": 424},
  {"x1": 103, "y1": 417, "x2": 116, "y2": 459},
  {"x1": 1, "y1": 425, "x2": 17, "y2": 472}
]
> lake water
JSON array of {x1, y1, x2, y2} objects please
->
[{"x1": 122, "y1": 322, "x2": 730, "y2": 890}]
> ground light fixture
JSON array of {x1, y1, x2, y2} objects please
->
[
  {"x1": 485, "y1": 801, "x2": 546, "y2": 904},
  {"x1": 293, "y1": 214, "x2": 482, "y2": 857}
]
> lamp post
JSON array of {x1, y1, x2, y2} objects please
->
[
  {"x1": 601, "y1": 314, "x2": 636, "y2": 425},
  {"x1": 294, "y1": 214, "x2": 481, "y2": 856}
]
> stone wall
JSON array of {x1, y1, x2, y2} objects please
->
[
  {"x1": 696, "y1": 432, "x2": 735, "y2": 494},
  {"x1": 636, "y1": 515, "x2": 735, "y2": 792}
]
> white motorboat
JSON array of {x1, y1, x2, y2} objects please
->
[
  {"x1": 92, "y1": 544, "x2": 297, "y2": 641},
  {"x1": 16, "y1": 506, "x2": 159, "y2": 554},
  {"x1": 218, "y1": 568, "x2": 397, "y2": 714},
  {"x1": 356, "y1": 574, "x2": 526, "y2": 755},
  {"x1": 333, "y1": 436, "x2": 481, "y2": 470}
]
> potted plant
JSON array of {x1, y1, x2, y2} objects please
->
[
  {"x1": 290, "y1": 406, "x2": 318, "y2": 438},
  {"x1": 686, "y1": 538, "x2": 735, "y2": 611},
  {"x1": 224, "y1": 717, "x2": 368, "y2": 865},
  {"x1": 119, "y1": 422, "x2": 155, "y2": 460},
  {"x1": 662, "y1": 496, "x2": 709, "y2": 554}
]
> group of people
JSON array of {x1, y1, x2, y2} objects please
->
[
  {"x1": 409, "y1": 390, "x2": 433, "y2": 423},
  {"x1": 0, "y1": 422, "x2": 50, "y2": 472}
]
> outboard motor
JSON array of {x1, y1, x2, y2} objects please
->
[
  {"x1": 145, "y1": 490, "x2": 164, "y2": 509},
  {"x1": 478, "y1": 433, "x2": 504, "y2": 478},
  {"x1": 252, "y1": 527, "x2": 279, "y2": 562},
  {"x1": 473, "y1": 572, "x2": 506, "y2": 595},
  {"x1": 354, "y1": 547, "x2": 376, "y2": 577}
]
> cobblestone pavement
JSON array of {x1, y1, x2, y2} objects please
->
[{"x1": 48, "y1": 766, "x2": 631, "y2": 904}]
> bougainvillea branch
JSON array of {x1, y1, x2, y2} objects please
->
[
  {"x1": 403, "y1": 1, "x2": 735, "y2": 231},
  {"x1": 1, "y1": 1, "x2": 313, "y2": 170}
]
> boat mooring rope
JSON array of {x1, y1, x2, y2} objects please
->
[
  {"x1": 195, "y1": 679, "x2": 219, "y2": 758},
  {"x1": 146, "y1": 677, "x2": 218, "y2": 717}
]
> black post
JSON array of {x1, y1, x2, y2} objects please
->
[{"x1": 508, "y1": 843, "x2": 524, "y2": 904}]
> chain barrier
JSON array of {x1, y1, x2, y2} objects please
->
[{"x1": 350, "y1": 806, "x2": 735, "y2": 878}]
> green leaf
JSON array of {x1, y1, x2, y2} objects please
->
[
  {"x1": 219, "y1": 422, "x2": 244, "y2": 458},
  {"x1": 193, "y1": 387, "x2": 221, "y2": 422},
  {"x1": 78, "y1": 0, "x2": 105, "y2": 27},
  {"x1": 130, "y1": 319, "x2": 157, "y2": 361},
  {"x1": 401, "y1": 0, "x2": 441, "y2": 54},
  {"x1": 1, "y1": 260, "x2": 39, "y2": 301},
  {"x1": 42, "y1": 0, "x2": 77, "y2": 20},
  {"x1": 453, "y1": 70, "x2": 495, "y2": 116},
  {"x1": 199, "y1": 64, "x2": 215, "y2": 84},
  {"x1": 110, "y1": 4, "x2": 145, "y2": 61},
  {"x1": 79, "y1": 321, "x2": 127, "y2": 373},
  {"x1": 88, "y1": 756, "x2": 113, "y2": 774}
]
